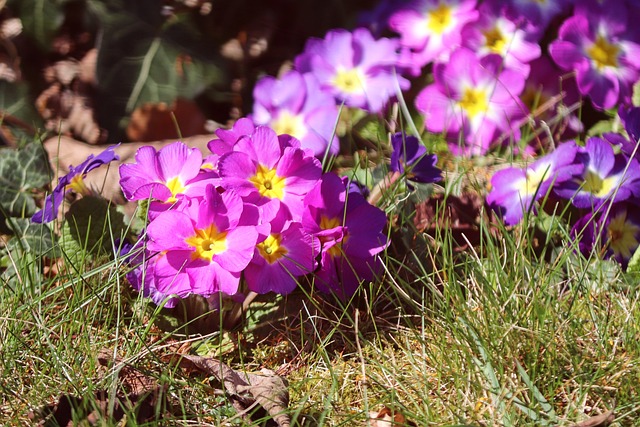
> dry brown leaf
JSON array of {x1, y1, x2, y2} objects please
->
[
  {"x1": 565, "y1": 410, "x2": 615, "y2": 427},
  {"x1": 126, "y1": 98, "x2": 207, "y2": 142},
  {"x1": 368, "y1": 406, "x2": 416, "y2": 427},
  {"x1": 175, "y1": 354, "x2": 291, "y2": 427}
]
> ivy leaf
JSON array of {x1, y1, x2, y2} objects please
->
[
  {"x1": 92, "y1": 1, "x2": 227, "y2": 141},
  {"x1": 0, "y1": 81, "x2": 43, "y2": 128},
  {"x1": 5, "y1": 218, "x2": 56, "y2": 256},
  {"x1": 6, "y1": 0, "x2": 64, "y2": 51},
  {"x1": 0, "y1": 143, "x2": 51, "y2": 216}
]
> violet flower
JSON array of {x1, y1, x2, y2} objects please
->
[
  {"x1": 32, "y1": 144, "x2": 119, "y2": 223},
  {"x1": 390, "y1": 132, "x2": 442, "y2": 183},
  {"x1": 302, "y1": 173, "x2": 388, "y2": 298},
  {"x1": 295, "y1": 28, "x2": 409, "y2": 113},
  {"x1": 251, "y1": 70, "x2": 340, "y2": 157},
  {"x1": 554, "y1": 137, "x2": 640, "y2": 209},
  {"x1": 572, "y1": 202, "x2": 640, "y2": 268},
  {"x1": 487, "y1": 141, "x2": 583, "y2": 225},
  {"x1": 549, "y1": 2, "x2": 640, "y2": 110}
]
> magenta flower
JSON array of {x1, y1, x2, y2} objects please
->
[
  {"x1": 244, "y1": 207, "x2": 320, "y2": 295},
  {"x1": 389, "y1": 0, "x2": 478, "y2": 75},
  {"x1": 554, "y1": 137, "x2": 640, "y2": 209},
  {"x1": 390, "y1": 132, "x2": 442, "y2": 183},
  {"x1": 549, "y1": 2, "x2": 640, "y2": 110},
  {"x1": 302, "y1": 173, "x2": 388, "y2": 298},
  {"x1": 416, "y1": 48, "x2": 527, "y2": 156},
  {"x1": 32, "y1": 144, "x2": 119, "y2": 223},
  {"x1": 572, "y1": 202, "x2": 640, "y2": 268},
  {"x1": 146, "y1": 186, "x2": 259, "y2": 299},
  {"x1": 487, "y1": 141, "x2": 583, "y2": 225},
  {"x1": 251, "y1": 70, "x2": 340, "y2": 157},
  {"x1": 461, "y1": 4, "x2": 541, "y2": 76},
  {"x1": 218, "y1": 126, "x2": 322, "y2": 220},
  {"x1": 294, "y1": 28, "x2": 409, "y2": 113},
  {"x1": 119, "y1": 141, "x2": 216, "y2": 204}
]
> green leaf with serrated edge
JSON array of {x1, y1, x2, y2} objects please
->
[
  {"x1": 6, "y1": 0, "x2": 64, "y2": 51},
  {"x1": 5, "y1": 218, "x2": 56, "y2": 257},
  {"x1": 0, "y1": 143, "x2": 51, "y2": 216},
  {"x1": 92, "y1": 1, "x2": 227, "y2": 141},
  {"x1": 60, "y1": 196, "x2": 126, "y2": 266}
]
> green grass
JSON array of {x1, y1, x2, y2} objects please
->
[{"x1": 1, "y1": 163, "x2": 640, "y2": 426}]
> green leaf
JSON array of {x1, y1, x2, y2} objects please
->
[
  {"x1": 92, "y1": 1, "x2": 227, "y2": 140},
  {"x1": 5, "y1": 218, "x2": 56, "y2": 256},
  {"x1": 7, "y1": 0, "x2": 64, "y2": 51},
  {"x1": 627, "y1": 244, "x2": 640, "y2": 274},
  {"x1": 587, "y1": 119, "x2": 614, "y2": 137},
  {"x1": 0, "y1": 143, "x2": 51, "y2": 216},
  {"x1": 60, "y1": 196, "x2": 126, "y2": 265},
  {"x1": 0, "y1": 81, "x2": 43, "y2": 128}
]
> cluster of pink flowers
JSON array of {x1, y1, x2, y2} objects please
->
[{"x1": 118, "y1": 120, "x2": 390, "y2": 306}]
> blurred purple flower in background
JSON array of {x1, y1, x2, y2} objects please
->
[
  {"x1": 389, "y1": 0, "x2": 479, "y2": 75},
  {"x1": 549, "y1": 1, "x2": 640, "y2": 110},
  {"x1": 416, "y1": 48, "x2": 527, "y2": 156},
  {"x1": 251, "y1": 70, "x2": 340, "y2": 157},
  {"x1": 295, "y1": 28, "x2": 409, "y2": 113}
]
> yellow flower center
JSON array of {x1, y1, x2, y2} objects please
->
[
  {"x1": 581, "y1": 170, "x2": 617, "y2": 198},
  {"x1": 271, "y1": 111, "x2": 308, "y2": 139},
  {"x1": 459, "y1": 88, "x2": 489, "y2": 119},
  {"x1": 607, "y1": 212, "x2": 640, "y2": 259},
  {"x1": 483, "y1": 27, "x2": 507, "y2": 54},
  {"x1": 66, "y1": 174, "x2": 90, "y2": 195},
  {"x1": 522, "y1": 166, "x2": 550, "y2": 197},
  {"x1": 587, "y1": 35, "x2": 620, "y2": 70},
  {"x1": 165, "y1": 176, "x2": 186, "y2": 203},
  {"x1": 319, "y1": 215, "x2": 346, "y2": 257},
  {"x1": 258, "y1": 233, "x2": 288, "y2": 264},
  {"x1": 427, "y1": 4, "x2": 452, "y2": 34},
  {"x1": 333, "y1": 67, "x2": 365, "y2": 94},
  {"x1": 249, "y1": 164, "x2": 286, "y2": 199},
  {"x1": 185, "y1": 224, "x2": 228, "y2": 261}
]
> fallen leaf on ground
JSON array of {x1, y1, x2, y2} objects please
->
[
  {"x1": 368, "y1": 406, "x2": 416, "y2": 427},
  {"x1": 565, "y1": 410, "x2": 615, "y2": 427},
  {"x1": 174, "y1": 353, "x2": 291, "y2": 427}
]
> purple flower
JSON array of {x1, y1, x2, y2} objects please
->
[
  {"x1": 487, "y1": 141, "x2": 583, "y2": 225},
  {"x1": 389, "y1": 0, "x2": 479, "y2": 75},
  {"x1": 485, "y1": 0, "x2": 573, "y2": 37},
  {"x1": 32, "y1": 144, "x2": 120, "y2": 223},
  {"x1": 549, "y1": 2, "x2": 640, "y2": 110},
  {"x1": 554, "y1": 137, "x2": 640, "y2": 209},
  {"x1": 390, "y1": 132, "x2": 442, "y2": 183},
  {"x1": 244, "y1": 207, "x2": 320, "y2": 295},
  {"x1": 416, "y1": 48, "x2": 527, "y2": 156},
  {"x1": 302, "y1": 173, "x2": 388, "y2": 298},
  {"x1": 218, "y1": 126, "x2": 322, "y2": 220},
  {"x1": 251, "y1": 70, "x2": 340, "y2": 157},
  {"x1": 572, "y1": 202, "x2": 640, "y2": 268},
  {"x1": 119, "y1": 141, "x2": 216, "y2": 205},
  {"x1": 295, "y1": 28, "x2": 409, "y2": 113},
  {"x1": 146, "y1": 186, "x2": 259, "y2": 299},
  {"x1": 461, "y1": 4, "x2": 541, "y2": 76}
]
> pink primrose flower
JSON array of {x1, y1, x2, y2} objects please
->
[
  {"x1": 416, "y1": 48, "x2": 527, "y2": 156},
  {"x1": 295, "y1": 28, "x2": 409, "y2": 113},
  {"x1": 146, "y1": 186, "x2": 259, "y2": 299},
  {"x1": 218, "y1": 126, "x2": 322, "y2": 220},
  {"x1": 244, "y1": 206, "x2": 320, "y2": 295},
  {"x1": 389, "y1": 0, "x2": 478, "y2": 75},
  {"x1": 251, "y1": 70, "x2": 340, "y2": 157}
]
